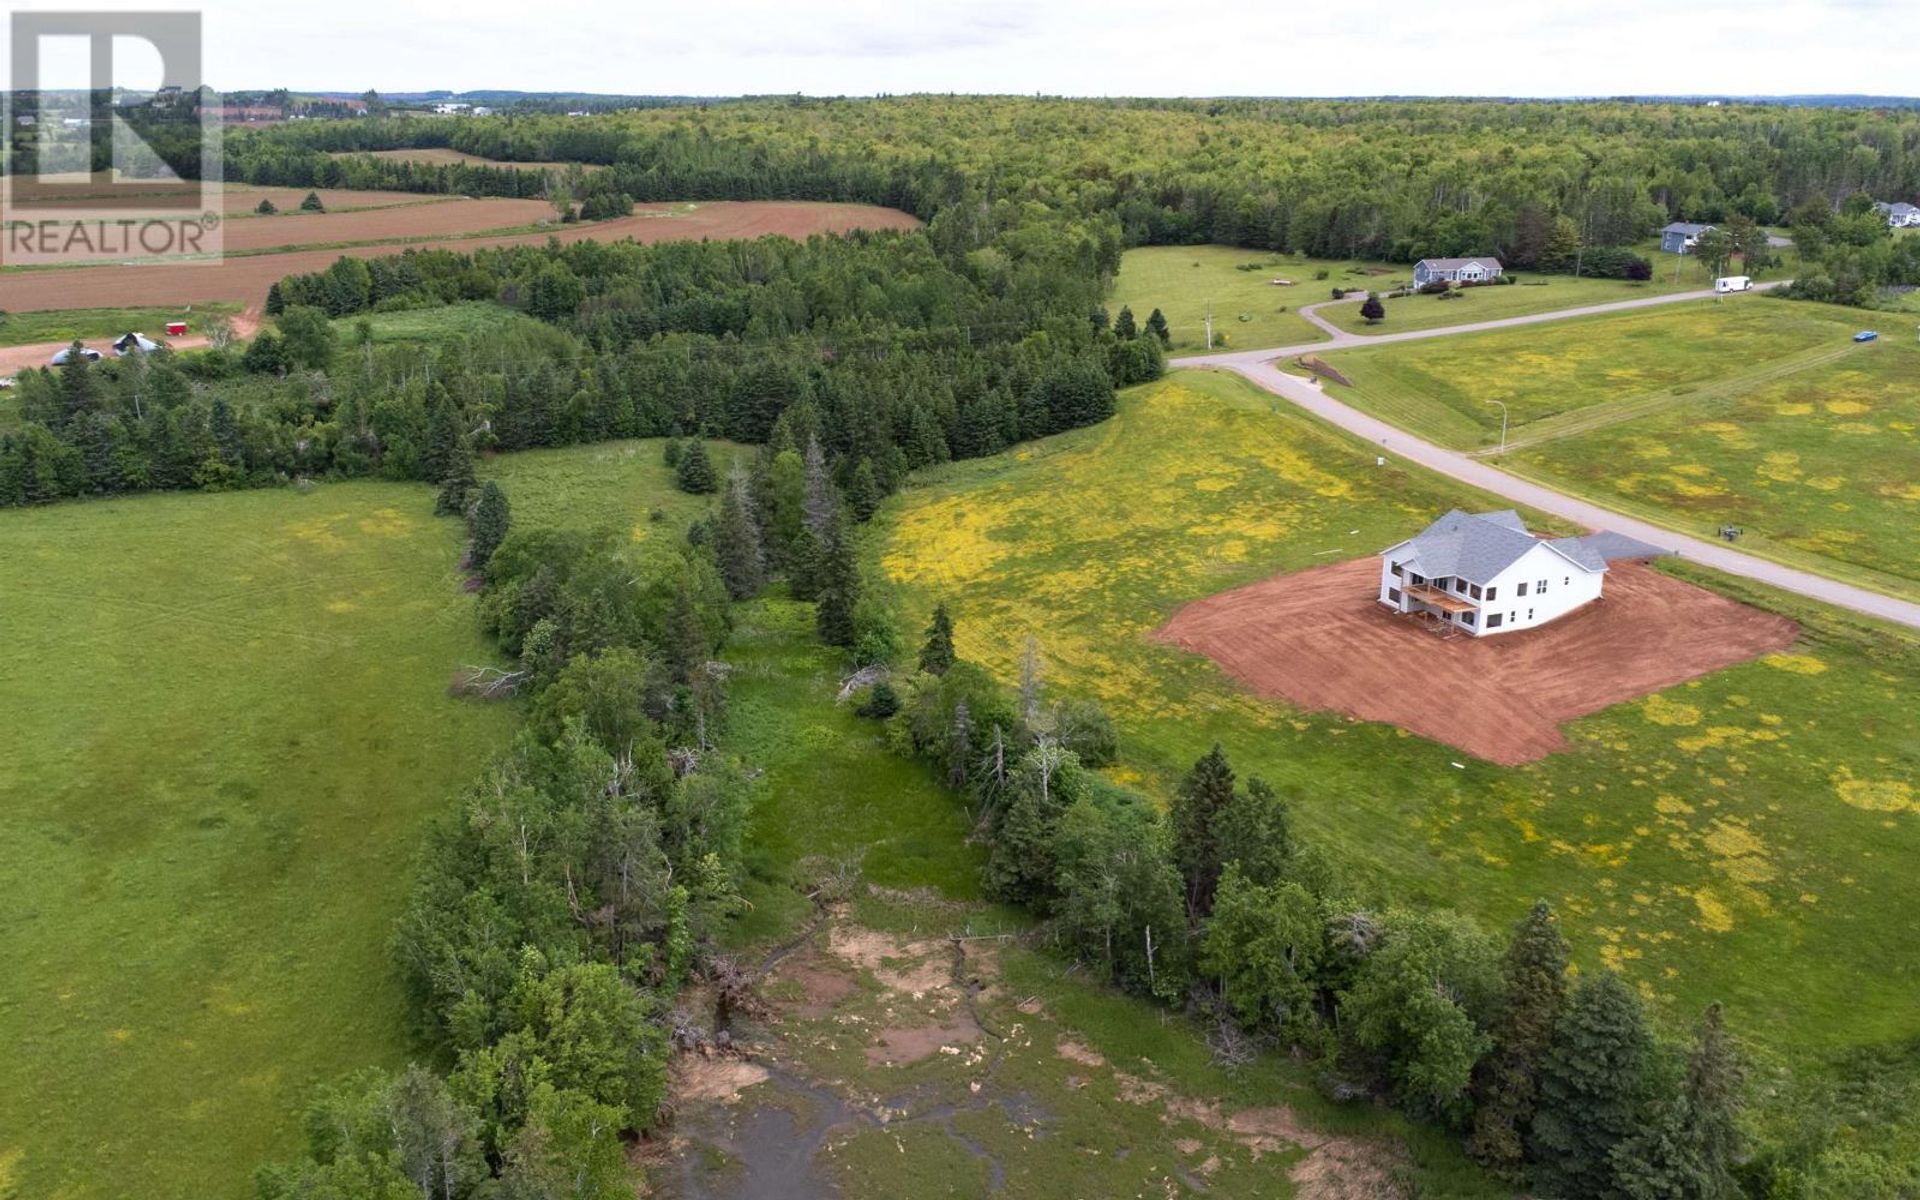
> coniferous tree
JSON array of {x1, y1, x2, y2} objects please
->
[
  {"x1": 423, "y1": 385, "x2": 462, "y2": 483},
  {"x1": 1681, "y1": 1002, "x2": 1745, "y2": 1200},
  {"x1": 847, "y1": 457, "x2": 881, "y2": 522},
  {"x1": 674, "y1": 438, "x2": 717, "y2": 494},
  {"x1": 469, "y1": 481, "x2": 511, "y2": 572},
  {"x1": 710, "y1": 465, "x2": 766, "y2": 600},
  {"x1": 210, "y1": 398, "x2": 244, "y2": 467},
  {"x1": 1113, "y1": 305, "x2": 1138, "y2": 338},
  {"x1": 1360, "y1": 293, "x2": 1387, "y2": 324},
  {"x1": 1170, "y1": 743, "x2": 1237, "y2": 919},
  {"x1": 787, "y1": 523, "x2": 825, "y2": 601},
  {"x1": 919, "y1": 603, "x2": 956, "y2": 675},
  {"x1": 1468, "y1": 901, "x2": 1571, "y2": 1179},
  {"x1": 1530, "y1": 971, "x2": 1653, "y2": 1199},
  {"x1": 801, "y1": 434, "x2": 837, "y2": 536},
  {"x1": 1145, "y1": 307, "x2": 1171, "y2": 347},
  {"x1": 814, "y1": 516, "x2": 860, "y2": 647}
]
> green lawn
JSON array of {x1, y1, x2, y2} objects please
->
[
  {"x1": 1315, "y1": 298, "x2": 1920, "y2": 597},
  {"x1": 0, "y1": 484, "x2": 515, "y2": 1200},
  {"x1": 327, "y1": 301, "x2": 546, "y2": 346},
  {"x1": 1110, "y1": 245, "x2": 1389, "y2": 352},
  {"x1": 870, "y1": 370, "x2": 1920, "y2": 1159},
  {"x1": 0, "y1": 304, "x2": 239, "y2": 347},
  {"x1": 1313, "y1": 272, "x2": 1700, "y2": 336}
]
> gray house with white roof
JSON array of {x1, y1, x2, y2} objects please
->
[
  {"x1": 1661, "y1": 222, "x2": 1715, "y2": 254},
  {"x1": 1411, "y1": 256, "x2": 1504, "y2": 288},
  {"x1": 1378, "y1": 510, "x2": 1665, "y2": 636}
]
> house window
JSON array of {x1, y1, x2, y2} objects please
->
[
  {"x1": 1410, "y1": 572, "x2": 1426, "y2": 586},
  {"x1": 1528, "y1": 609, "x2": 1535, "y2": 621},
  {"x1": 1516, "y1": 582, "x2": 1528, "y2": 597},
  {"x1": 1486, "y1": 613, "x2": 1504, "y2": 629},
  {"x1": 1537, "y1": 579, "x2": 1549, "y2": 594},
  {"x1": 1461, "y1": 611, "x2": 1476, "y2": 626},
  {"x1": 1390, "y1": 562, "x2": 1404, "y2": 577},
  {"x1": 1453, "y1": 578, "x2": 1467, "y2": 594},
  {"x1": 1486, "y1": 586, "x2": 1497, "y2": 601},
  {"x1": 1387, "y1": 587, "x2": 1403, "y2": 603},
  {"x1": 1469, "y1": 583, "x2": 1483, "y2": 600},
  {"x1": 1564, "y1": 576, "x2": 1570, "y2": 586}
]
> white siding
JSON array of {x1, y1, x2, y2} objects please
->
[{"x1": 1480, "y1": 544, "x2": 1603, "y2": 635}]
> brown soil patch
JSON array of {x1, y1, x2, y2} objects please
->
[
  {"x1": 1154, "y1": 558, "x2": 1798, "y2": 765},
  {"x1": 215, "y1": 198, "x2": 554, "y2": 252},
  {"x1": 864, "y1": 1016, "x2": 983, "y2": 1066},
  {"x1": 0, "y1": 201, "x2": 921, "y2": 313},
  {"x1": 827, "y1": 925, "x2": 951, "y2": 996},
  {"x1": 673, "y1": 1055, "x2": 770, "y2": 1103},
  {"x1": 1157, "y1": 1092, "x2": 1409, "y2": 1199},
  {"x1": 774, "y1": 958, "x2": 859, "y2": 1020},
  {"x1": 1055, "y1": 1038, "x2": 1106, "y2": 1068}
]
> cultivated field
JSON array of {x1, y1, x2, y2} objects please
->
[
  {"x1": 1158, "y1": 557, "x2": 1798, "y2": 764},
  {"x1": 0, "y1": 201, "x2": 921, "y2": 313},
  {"x1": 214, "y1": 196, "x2": 553, "y2": 251},
  {"x1": 872, "y1": 369, "x2": 1920, "y2": 1153},
  {"x1": 0, "y1": 485, "x2": 514, "y2": 1200},
  {"x1": 1317, "y1": 299, "x2": 1920, "y2": 597},
  {"x1": 25, "y1": 183, "x2": 464, "y2": 215}
]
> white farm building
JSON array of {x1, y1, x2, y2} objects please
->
[{"x1": 1378, "y1": 510, "x2": 1666, "y2": 637}]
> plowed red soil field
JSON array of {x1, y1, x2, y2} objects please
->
[
  {"x1": 28, "y1": 185, "x2": 474, "y2": 214},
  {"x1": 0, "y1": 201, "x2": 921, "y2": 314},
  {"x1": 214, "y1": 198, "x2": 552, "y2": 251},
  {"x1": 1154, "y1": 558, "x2": 1799, "y2": 765}
]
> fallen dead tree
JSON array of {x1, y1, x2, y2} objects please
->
[{"x1": 448, "y1": 664, "x2": 527, "y2": 699}]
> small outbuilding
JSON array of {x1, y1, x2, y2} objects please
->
[{"x1": 113, "y1": 332, "x2": 161, "y2": 356}]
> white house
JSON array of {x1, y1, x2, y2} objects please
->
[
  {"x1": 1873, "y1": 201, "x2": 1920, "y2": 228},
  {"x1": 1378, "y1": 510, "x2": 1666, "y2": 637},
  {"x1": 1411, "y1": 257, "x2": 1504, "y2": 288}
]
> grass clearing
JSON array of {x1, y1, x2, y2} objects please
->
[
  {"x1": 0, "y1": 484, "x2": 515, "y2": 1200},
  {"x1": 0, "y1": 304, "x2": 238, "y2": 348},
  {"x1": 869, "y1": 370, "x2": 1920, "y2": 1156},
  {"x1": 1313, "y1": 271, "x2": 1701, "y2": 336},
  {"x1": 1110, "y1": 245, "x2": 1389, "y2": 351},
  {"x1": 329, "y1": 300, "x2": 546, "y2": 345}
]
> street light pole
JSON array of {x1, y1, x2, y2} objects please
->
[{"x1": 1489, "y1": 399, "x2": 1509, "y2": 452}]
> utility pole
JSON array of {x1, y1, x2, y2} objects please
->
[{"x1": 1204, "y1": 300, "x2": 1213, "y2": 351}]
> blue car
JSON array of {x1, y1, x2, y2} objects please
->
[{"x1": 1853, "y1": 331, "x2": 1879, "y2": 342}]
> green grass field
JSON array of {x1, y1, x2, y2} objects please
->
[
  {"x1": 0, "y1": 485, "x2": 515, "y2": 1200},
  {"x1": 1109, "y1": 245, "x2": 1384, "y2": 351},
  {"x1": 482, "y1": 437, "x2": 1507, "y2": 1196},
  {"x1": 1315, "y1": 298, "x2": 1920, "y2": 598},
  {"x1": 327, "y1": 301, "x2": 546, "y2": 345},
  {"x1": 870, "y1": 370, "x2": 1920, "y2": 1157},
  {"x1": 0, "y1": 304, "x2": 239, "y2": 348},
  {"x1": 1312, "y1": 272, "x2": 1700, "y2": 336}
]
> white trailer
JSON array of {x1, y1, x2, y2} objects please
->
[{"x1": 1715, "y1": 275, "x2": 1753, "y2": 293}]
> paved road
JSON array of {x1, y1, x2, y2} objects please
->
[{"x1": 1172, "y1": 289, "x2": 1920, "y2": 633}]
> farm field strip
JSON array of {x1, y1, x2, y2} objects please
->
[{"x1": 0, "y1": 200, "x2": 921, "y2": 313}]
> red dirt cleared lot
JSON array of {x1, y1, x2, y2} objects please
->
[
  {"x1": 0, "y1": 201, "x2": 921, "y2": 313},
  {"x1": 1154, "y1": 558, "x2": 1799, "y2": 765}
]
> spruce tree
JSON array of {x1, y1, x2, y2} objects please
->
[
  {"x1": 814, "y1": 517, "x2": 860, "y2": 647},
  {"x1": 674, "y1": 438, "x2": 717, "y2": 494},
  {"x1": 801, "y1": 433, "x2": 837, "y2": 535},
  {"x1": 711, "y1": 465, "x2": 766, "y2": 600},
  {"x1": 919, "y1": 603, "x2": 956, "y2": 675},
  {"x1": 468, "y1": 481, "x2": 510, "y2": 572},
  {"x1": 1468, "y1": 901, "x2": 1571, "y2": 1179},
  {"x1": 1145, "y1": 307, "x2": 1171, "y2": 347},
  {"x1": 1114, "y1": 305, "x2": 1138, "y2": 338},
  {"x1": 1682, "y1": 1002, "x2": 1745, "y2": 1200},
  {"x1": 847, "y1": 457, "x2": 882, "y2": 522},
  {"x1": 1170, "y1": 743, "x2": 1237, "y2": 919},
  {"x1": 787, "y1": 523, "x2": 825, "y2": 601},
  {"x1": 423, "y1": 385, "x2": 462, "y2": 482},
  {"x1": 433, "y1": 433, "x2": 477, "y2": 516},
  {"x1": 1530, "y1": 971, "x2": 1652, "y2": 1199}
]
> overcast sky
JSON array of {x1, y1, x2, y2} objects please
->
[{"x1": 6, "y1": 0, "x2": 1919, "y2": 98}]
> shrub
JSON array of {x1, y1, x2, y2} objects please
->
[
  {"x1": 1420, "y1": 280, "x2": 1451, "y2": 295},
  {"x1": 255, "y1": 198, "x2": 277, "y2": 215}
]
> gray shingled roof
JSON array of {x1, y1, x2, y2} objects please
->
[
  {"x1": 1418, "y1": 256, "x2": 1503, "y2": 271},
  {"x1": 1662, "y1": 222, "x2": 1714, "y2": 235},
  {"x1": 1387, "y1": 509, "x2": 1547, "y2": 585},
  {"x1": 1558, "y1": 530, "x2": 1673, "y2": 563}
]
